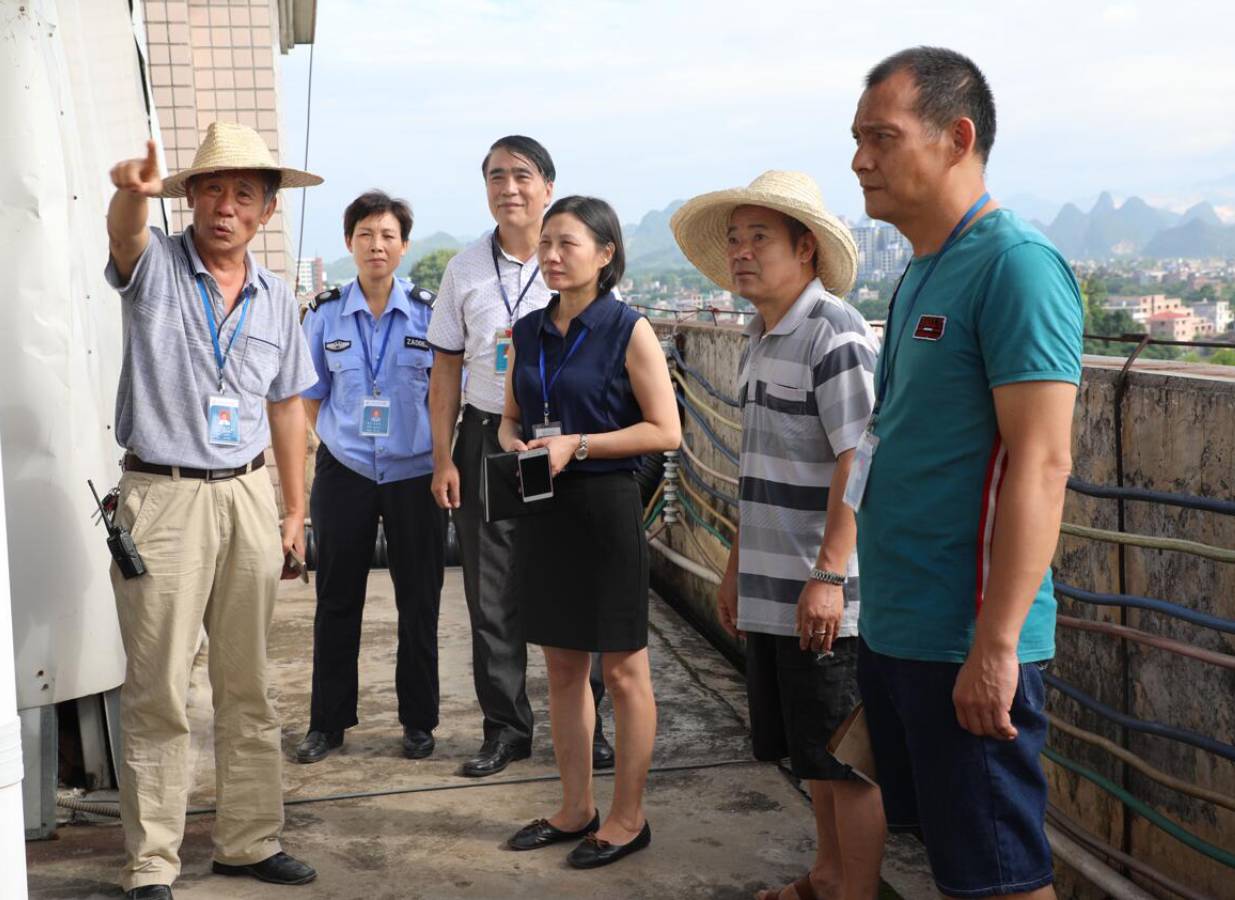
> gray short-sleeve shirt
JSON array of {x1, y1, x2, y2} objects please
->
[{"x1": 104, "y1": 226, "x2": 317, "y2": 468}]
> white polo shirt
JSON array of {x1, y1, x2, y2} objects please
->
[{"x1": 427, "y1": 230, "x2": 550, "y2": 414}]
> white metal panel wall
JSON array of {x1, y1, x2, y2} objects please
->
[{"x1": 0, "y1": 0, "x2": 152, "y2": 709}]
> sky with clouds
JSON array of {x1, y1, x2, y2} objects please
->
[{"x1": 278, "y1": 0, "x2": 1235, "y2": 262}]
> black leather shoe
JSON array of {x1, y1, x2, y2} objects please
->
[
  {"x1": 125, "y1": 887, "x2": 173, "y2": 900},
  {"x1": 213, "y1": 851, "x2": 317, "y2": 885},
  {"x1": 507, "y1": 810, "x2": 600, "y2": 851},
  {"x1": 567, "y1": 821, "x2": 652, "y2": 869},
  {"x1": 459, "y1": 738, "x2": 531, "y2": 777},
  {"x1": 295, "y1": 729, "x2": 343, "y2": 764},
  {"x1": 592, "y1": 721, "x2": 614, "y2": 770},
  {"x1": 402, "y1": 727, "x2": 435, "y2": 759}
]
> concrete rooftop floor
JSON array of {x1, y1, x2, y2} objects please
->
[{"x1": 26, "y1": 567, "x2": 930, "y2": 899}]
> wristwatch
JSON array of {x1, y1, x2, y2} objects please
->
[
  {"x1": 808, "y1": 566, "x2": 847, "y2": 586},
  {"x1": 574, "y1": 433, "x2": 590, "y2": 461}
]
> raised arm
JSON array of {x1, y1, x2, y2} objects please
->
[{"x1": 107, "y1": 140, "x2": 163, "y2": 282}]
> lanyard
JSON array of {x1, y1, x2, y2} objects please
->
[
  {"x1": 196, "y1": 276, "x2": 253, "y2": 391},
  {"x1": 491, "y1": 230, "x2": 540, "y2": 325},
  {"x1": 875, "y1": 193, "x2": 989, "y2": 412},
  {"x1": 538, "y1": 326, "x2": 589, "y2": 423},
  {"x1": 353, "y1": 309, "x2": 397, "y2": 396}
]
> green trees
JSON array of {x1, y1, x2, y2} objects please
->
[{"x1": 409, "y1": 248, "x2": 459, "y2": 292}]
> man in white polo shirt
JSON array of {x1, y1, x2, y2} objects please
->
[{"x1": 428, "y1": 136, "x2": 611, "y2": 777}]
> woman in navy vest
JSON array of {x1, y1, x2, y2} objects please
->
[{"x1": 497, "y1": 196, "x2": 680, "y2": 868}]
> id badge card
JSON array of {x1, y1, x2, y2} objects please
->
[
  {"x1": 842, "y1": 428, "x2": 880, "y2": 511},
  {"x1": 533, "y1": 421, "x2": 563, "y2": 439},
  {"x1": 494, "y1": 329, "x2": 513, "y2": 374},
  {"x1": 207, "y1": 394, "x2": 241, "y2": 446},
  {"x1": 360, "y1": 397, "x2": 391, "y2": 437}
]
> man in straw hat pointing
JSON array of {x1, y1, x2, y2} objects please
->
[
  {"x1": 671, "y1": 172, "x2": 885, "y2": 900},
  {"x1": 103, "y1": 122, "x2": 323, "y2": 898}
]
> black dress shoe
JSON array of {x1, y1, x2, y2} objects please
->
[
  {"x1": 507, "y1": 810, "x2": 600, "y2": 851},
  {"x1": 213, "y1": 851, "x2": 317, "y2": 885},
  {"x1": 402, "y1": 727, "x2": 435, "y2": 759},
  {"x1": 295, "y1": 729, "x2": 343, "y2": 763},
  {"x1": 125, "y1": 887, "x2": 173, "y2": 900},
  {"x1": 567, "y1": 821, "x2": 652, "y2": 869},
  {"x1": 459, "y1": 739, "x2": 531, "y2": 777},
  {"x1": 592, "y1": 721, "x2": 615, "y2": 770}
]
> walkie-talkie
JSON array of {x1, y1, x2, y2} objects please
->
[{"x1": 89, "y1": 479, "x2": 146, "y2": 579}]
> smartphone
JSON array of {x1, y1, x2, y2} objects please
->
[{"x1": 517, "y1": 448, "x2": 554, "y2": 502}]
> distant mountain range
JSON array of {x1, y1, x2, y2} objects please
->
[
  {"x1": 1033, "y1": 192, "x2": 1235, "y2": 260},
  {"x1": 321, "y1": 189, "x2": 1235, "y2": 283}
]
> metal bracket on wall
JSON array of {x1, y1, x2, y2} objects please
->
[{"x1": 20, "y1": 706, "x2": 57, "y2": 841}]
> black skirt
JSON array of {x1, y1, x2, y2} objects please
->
[{"x1": 512, "y1": 471, "x2": 649, "y2": 653}]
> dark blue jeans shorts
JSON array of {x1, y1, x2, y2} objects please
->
[{"x1": 856, "y1": 638, "x2": 1053, "y2": 898}]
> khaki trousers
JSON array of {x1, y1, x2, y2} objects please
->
[{"x1": 110, "y1": 467, "x2": 285, "y2": 890}]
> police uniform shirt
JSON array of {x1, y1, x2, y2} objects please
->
[{"x1": 302, "y1": 277, "x2": 436, "y2": 484}]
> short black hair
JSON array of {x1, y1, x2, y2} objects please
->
[
  {"x1": 543, "y1": 196, "x2": 626, "y2": 295},
  {"x1": 343, "y1": 190, "x2": 413, "y2": 241},
  {"x1": 481, "y1": 135, "x2": 556, "y2": 183},
  {"x1": 866, "y1": 46, "x2": 996, "y2": 163},
  {"x1": 781, "y1": 212, "x2": 817, "y2": 269}
]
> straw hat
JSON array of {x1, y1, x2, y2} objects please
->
[
  {"x1": 670, "y1": 170, "x2": 858, "y2": 296},
  {"x1": 159, "y1": 121, "x2": 323, "y2": 198}
]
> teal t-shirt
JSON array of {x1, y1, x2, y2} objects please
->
[{"x1": 856, "y1": 209, "x2": 1083, "y2": 663}]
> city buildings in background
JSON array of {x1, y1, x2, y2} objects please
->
[
  {"x1": 296, "y1": 256, "x2": 326, "y2": 297},
  {"x1": 848, "y1": 218, "x2": 911, "y2": 282}
]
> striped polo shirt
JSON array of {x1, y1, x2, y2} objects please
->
[{"x1": 735, "y1": 278, "x2": 880, "y2": 638}]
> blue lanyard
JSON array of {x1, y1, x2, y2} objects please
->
[
  {"x1": 196, "y1": 276, "x2": 253, "y2": 391},
  {"x1": 875, "y1": 193, "x2": 989, "y2": 412},
  {"x1": 353, "y1": 308, "x2": 397, "y2": 396},
  {"x1": 492, "y1": 230, "x2": 540, "y2": 325},
  {"x1": 538, "y1": 325, "x2": 590, "y2": 423}
]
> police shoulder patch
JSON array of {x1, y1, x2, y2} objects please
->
[
  {"x1": 308, "y1": 286, "x2": 341, "y2": 312},
  {"x1": 407, "y1": 282, "x2": 436, "y2": 307}
]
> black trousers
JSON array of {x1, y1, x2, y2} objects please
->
[
  {"x1": 309, "y1": 443, "x2": 445, "y2": 733},
  {"x1": 453, "y1": 406, "x2": 605, "y2": 745}
]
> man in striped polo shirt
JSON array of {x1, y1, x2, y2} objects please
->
[{"x1": 671, "y1": 172, "x2": 885, "y2": 900}]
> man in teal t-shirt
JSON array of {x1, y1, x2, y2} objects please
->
[{"x1": 850, "y1": 48, "x2": 1082, "y2": 900}]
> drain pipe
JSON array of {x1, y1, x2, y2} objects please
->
[{"x1": 0, "y1": 442, "x2": 29, "y2": 896}]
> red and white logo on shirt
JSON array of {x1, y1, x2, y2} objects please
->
[{"x1": 913, "y1": 315, "x2": 947, "y2": 341}]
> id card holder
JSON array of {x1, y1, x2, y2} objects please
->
[
  {"x1": 533, "y1": 421, "x2": 563, "y2": 439},
  {"x1": 207, "y1": 394, "x2": 241, "y2": 446},
  {"x1": 842, "y1": 428, "x2": 880, "y2": 511},
  {"x1": 360, "y1": 397, "x2": 391, "y2": 437},
  {"x1": 494, "y1": 328, "x2": 513, "y2": 374}
]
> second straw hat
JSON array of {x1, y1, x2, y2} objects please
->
[{"x1": 670, "y1": 170, "x2": 857, "y2": 296}]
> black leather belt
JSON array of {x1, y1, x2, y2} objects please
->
[
  {"x1": 123, "y1": 452, "x2": 266, "y2": 482},
  {"x1": 461, "y1": 404, "x2": 503, "y2": 429}
]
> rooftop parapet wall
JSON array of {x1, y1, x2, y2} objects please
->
[{"x1": 652, "y1": 321, "x2": 1235, "y2": 899}]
